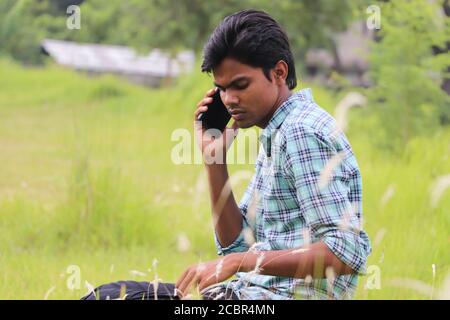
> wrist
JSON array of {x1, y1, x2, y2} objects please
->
[
  {"x1": 204, "y1": 162, "x2": 228, "y2": 172},
  {"x1": 203, "y1": 155, "x2": 227, "y2": 166},
  {"x1": 227, "y1": 252, "x2": 252, "y2": 273}
]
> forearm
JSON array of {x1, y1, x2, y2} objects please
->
[
  {"x1": 205, "y1": 163, "x2": 243, "y2": 247},
  {"x1": 230, "y1": 241, "x2": 355, "y2": 278}
]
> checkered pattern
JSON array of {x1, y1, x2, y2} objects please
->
[{"x1": 213, "y1": 88, "x2": 371, "y2": 300}]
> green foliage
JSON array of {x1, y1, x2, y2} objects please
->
[
  {"x1": 0, "y1": 0, "x2": 42, "y2": 64},
  {"x1": 0, "y1": 0, "x2": 367, "y2": 65},
  {"x1": 369, "y1": 0, "x2": 450, "y2": 150}
]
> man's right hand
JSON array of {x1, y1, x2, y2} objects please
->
[
  {"x1": 193, "y1": 88, "x2": 244, "y2": 248},
  {"x1": 194, "y1": 88, "x2": 239, "y2": 165}
]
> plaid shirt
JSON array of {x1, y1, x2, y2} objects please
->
[{"x1": 212, "y1": 88, "x2": 371, "y2": 300}]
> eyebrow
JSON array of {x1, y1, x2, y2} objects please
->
[{"x1": 214, "y1": 76, "x2": 249, "y2": 90}]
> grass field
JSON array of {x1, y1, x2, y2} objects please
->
[{"x1": 0, "y1": 59, "x2": 448, "y2": 299}]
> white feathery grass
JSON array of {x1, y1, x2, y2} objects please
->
[
  {"x1": 249, "y1": 252, "x2": 265, "y2": 275},
  {"x1": 200, "y1": 285, "x2": 222, "y2": 295},
  {"x1": 200, "y1": 283, "x2": 231, "y2": 299},
  {"x1": 84, "y1": 280, "x2": 96, "y2": 300},
  {"x1": 246, "y1": 189, "x2": 260, "y2": 227},
  {"x1": 304, "y1": 274, "x2": 313, "y2": 285},
  {"x1": 373, "y1": 228, "x2": 387, "y2": 248},
  {"x1": 213, "y1": 292, "x2": 226, "y2": 300},
  {"x1": 243, "y1": 227, "x2": 256, "y2": 246},
  {"x1": 325, "y1": 267, "x2": 336, "y2": 298},
  {"x1": 438, "y1": 273, "x2": 450, "y2": 300},
  {"x1": 152, "y1": 258, "x2": 159, "y2": 300},
  {"x1": 338, "y1": 202, "x2": 360, "y2": 233},
  {"x1": 325, "y1": 267, "x2": 336, "y2": 282},
  {"x1": 119, "y1": 283, "x2": 127, "y2": 300},
  {"x1": 44, "y1": 285, "x2": 56, "y2": 300},
  {"x1": 430, "y1": 174, "x2": 450, "y2": 208},
  {"x1": 212, "y1": 170, "x2": 253, "y2": 229},
  {"x1": 153, "y1": 193, "x2": 164, "y2": 204},
  {"x1": 388, "y1": 278, "x2": 434, "y2": 297},
  {"x1": 172, "y1": 183, "x2": 181, "y2": 193},
  {"x1": 379, "y1": 251, "x2": 385, "y2": 264},
  {"x1": 228, "y1": 170, "x2": 253, "y2": 186},
  {"x1": 176, "y1": 232, "x2": 191, "y2": 252},
  {"x1": 291, "y1": 248, "x2": 310, "y2": 254},
  {"x1": 301, "y1": 227, "x2": 311, "y2": 246},
  {"x1": 129, "y1": 269, "x2": 147, "y2": 277},
  {"x1": 333, "y1": 92, "x2": 367, "y2": 133},
  {"x1": 193, "y1": 170, "x2": 207, "y2": 208},
  {"x1": 248, "y1": 241, "x2": 265, "y2": 252},
  {"x1": 211, "y1": 181, "x2": 232, "y2": 228},
  {"x1": 215, "y1": 259, "x2": 224, "y2": 280},
  {"x1": 196, "y1": 263, "x2": 206, "y2": 275},
  {"x1": 391, "y1": 274, "x2": 450, "y2": 300},
  {"x1": 380, "y1": 184, "x2": 395, "y2": 207},
  {"x1": 317, "y1": 151, "x2": 346, "y2": 190},
  {"x1": 431, "y1": 264, "x2": 436, "y2": 300}
]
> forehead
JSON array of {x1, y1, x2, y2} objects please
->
[{"x1": 212, "y1": 57, "x2": 264, "y2": 85}]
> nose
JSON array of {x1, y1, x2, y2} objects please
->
[{"x1": 221, "y1": 91, "x2": 239, "y2": 108}]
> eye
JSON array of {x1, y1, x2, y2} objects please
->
[{"x1": 235, "y1": 82, "x2": 249, "y2": 90}]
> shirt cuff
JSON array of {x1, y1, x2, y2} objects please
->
[
  {"x1": 322, "y1": 229, "x2": 371, "y2": 276},
  {"x1": 213, "y1": 216, "x2": 251, "y2": 256}
]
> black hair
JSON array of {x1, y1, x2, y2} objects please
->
[{"x1": 201, "y1": 9, "x2": 297, "y2": 90}]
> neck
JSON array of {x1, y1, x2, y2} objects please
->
[{"x1": 257, "y1": 86, "x2": 292, "y2": 129}]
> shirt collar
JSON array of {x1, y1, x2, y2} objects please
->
[{"x1": 259, "y1": 88, "x2": 314, "y2": 156}]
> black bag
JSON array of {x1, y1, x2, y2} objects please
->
[{"x1": 81, "y1": 281, "x2": 238, "y2": 300}]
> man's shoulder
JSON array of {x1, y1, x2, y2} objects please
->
[{"x1": 279, "y1": 98, "x2": 338, "y2": 143}]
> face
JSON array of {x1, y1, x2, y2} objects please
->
[{"x1": 212, "y1": 57, "x2": 288, "y2": 129}]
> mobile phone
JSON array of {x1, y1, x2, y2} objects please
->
[{"x1": 197, "y1": 89, "x2": 231, "y2": 132}]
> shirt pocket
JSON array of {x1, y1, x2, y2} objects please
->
[{"x1": 261, "y1": 158, "x2": 296, "y2": 207}]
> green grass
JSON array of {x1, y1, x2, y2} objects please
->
[{"x1": 0, "y1": 59, "x2": 448, "y2": 299}]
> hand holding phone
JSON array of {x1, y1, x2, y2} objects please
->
[
  {"x1": 194, "y1": 88, "x2": 238, "y2": 164},
  {"x1": 196, "y1": 89, "x2": 231, "y2": 132}
]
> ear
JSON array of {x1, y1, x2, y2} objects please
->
[{"x1": 273, "y1": 60, "x2": 289, "y2": 85}]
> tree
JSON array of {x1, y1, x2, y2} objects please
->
[
  {"x1": 369, "y1": 0, "x2": 450, "y2": 149},
  {"x1": 0, "y1": 0, "x2": 367, "y2": 67}
]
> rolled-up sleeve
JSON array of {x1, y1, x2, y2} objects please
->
[
  {"x1": 214, "y1": 214, "x2": 251, "y2": 256},
  {"x1": 283, "y1": 124, "x2": 371, "y2": 275}
]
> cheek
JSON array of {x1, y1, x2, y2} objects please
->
[{"x1": 251, "y1": 87, "x2": 277, "y2": 113}]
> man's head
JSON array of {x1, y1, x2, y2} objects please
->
[{"x1": 201, "y1": 10, "x2": 297, "y2": 129}]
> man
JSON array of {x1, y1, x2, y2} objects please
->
[{"x1": 82, "y1": 9, "x2": 371, "y2": 301}]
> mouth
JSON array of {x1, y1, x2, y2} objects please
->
[{"x1": 230, "y1": 111, "x2": 245, "y2": 121}]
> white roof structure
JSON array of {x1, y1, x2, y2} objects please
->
[
  {"x1": 41, "y1": 39, "x2": 195, "y2": 84},
  {"x1": 306, "y1": 21, "x2": 372, "y2": 72}
]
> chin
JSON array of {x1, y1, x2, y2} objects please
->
[{"x1": 236, "y1": 120, "x2": 253, "y2": 129}]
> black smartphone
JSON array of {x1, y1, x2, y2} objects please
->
[{"x1": 197, "y1": 89, "x2": 231, "y2": 132}]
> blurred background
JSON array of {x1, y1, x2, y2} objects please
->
[{"x1": 0, "y1": 0, "x2": 449, "y2": 299}]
